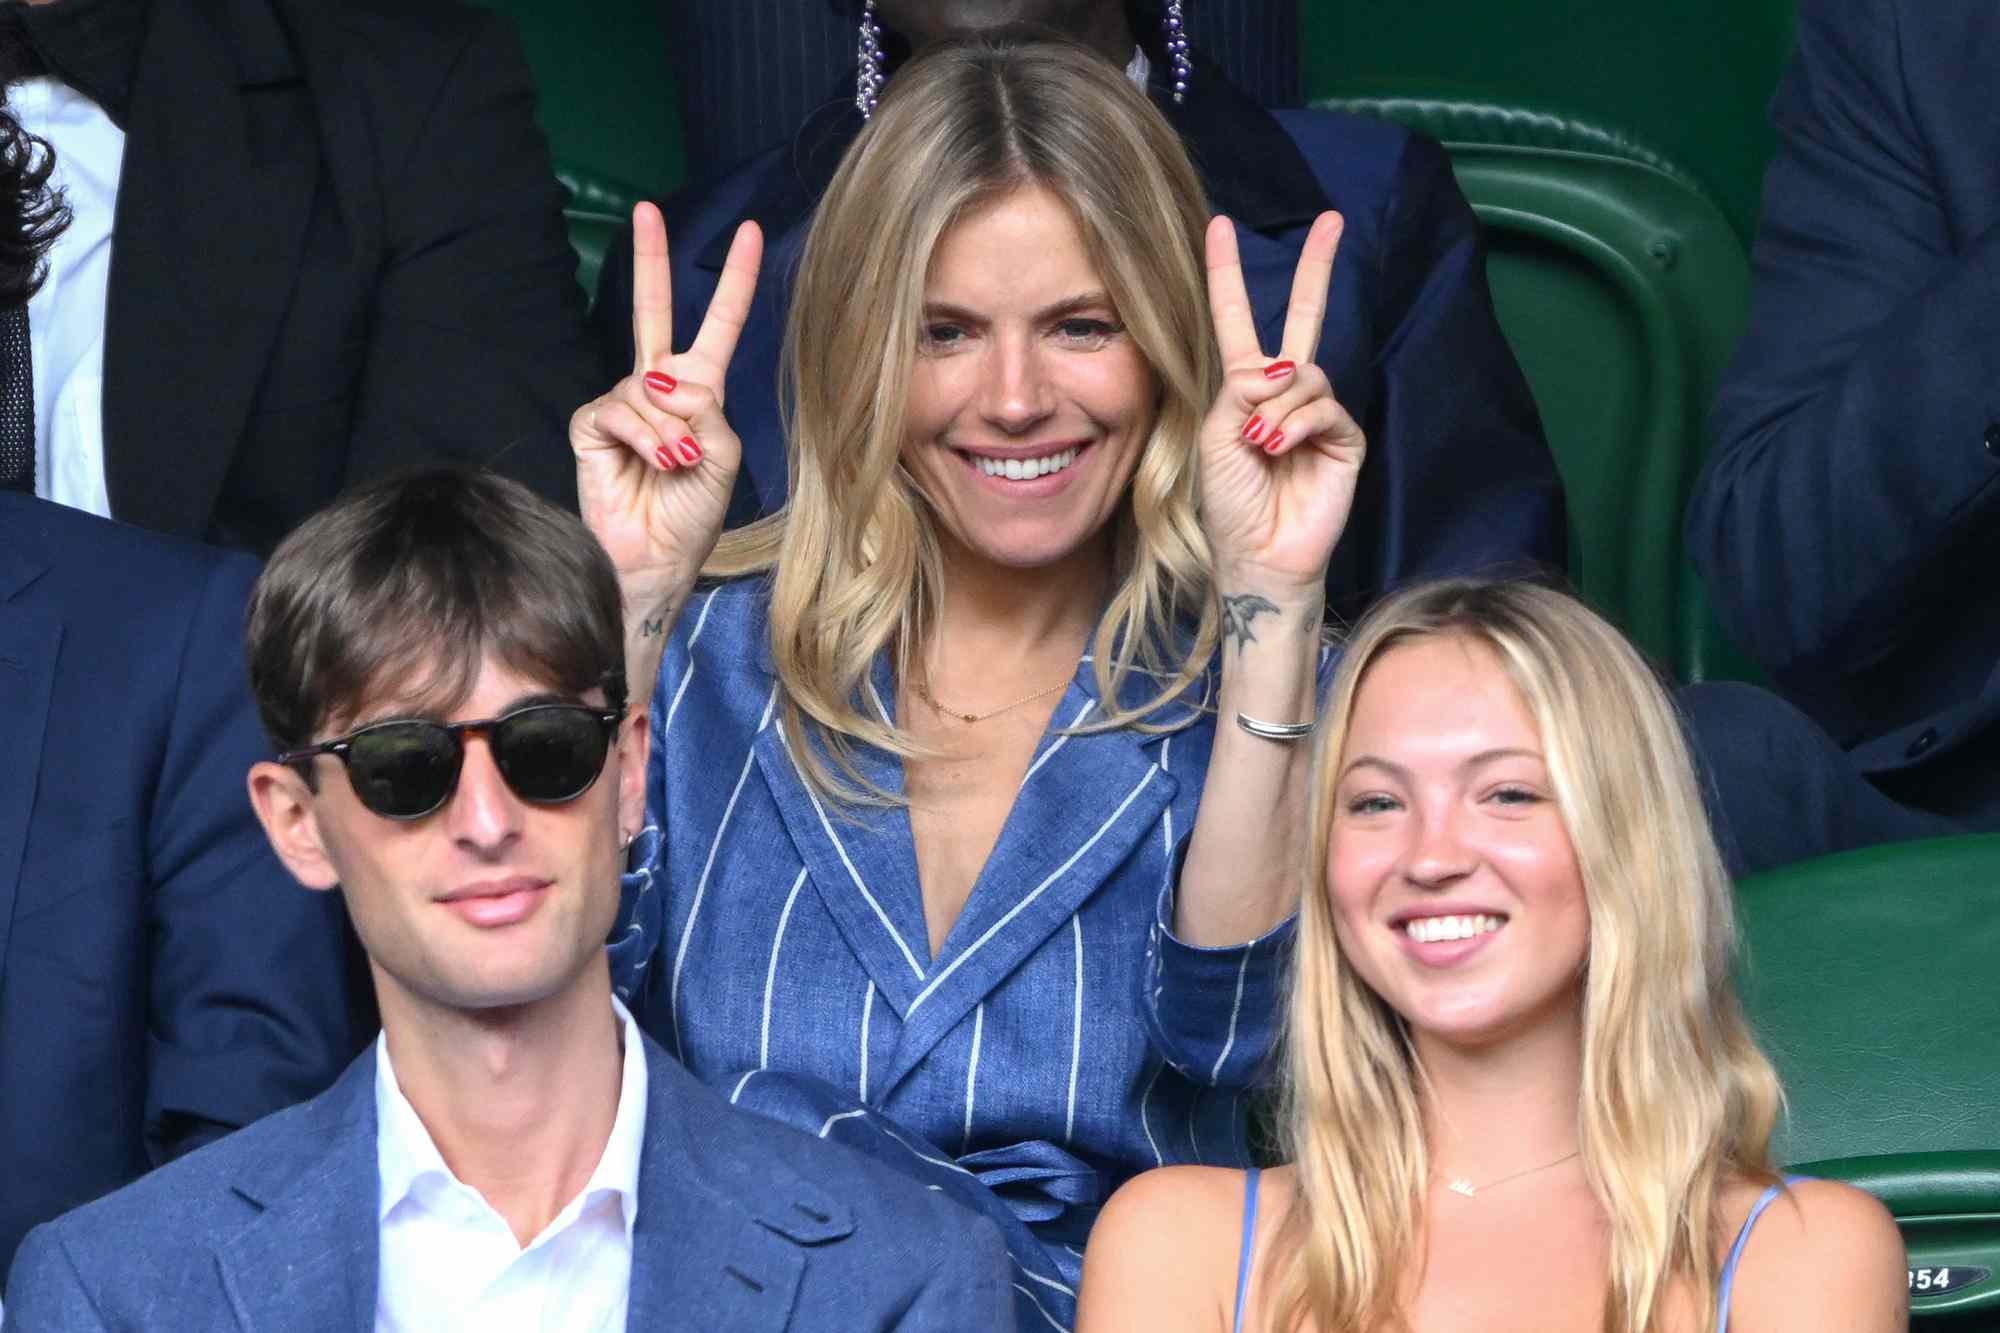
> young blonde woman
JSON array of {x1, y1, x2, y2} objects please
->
[
  {"x1": 570, "y1": 37, "x2": 1362, "y2": 1330},
  {"x1": 1077, "y1": 579, "x2": 1907, "y2": 1333}
]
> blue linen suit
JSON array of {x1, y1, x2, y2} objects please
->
[
  {"x1": 0, "y1": 493, "x2": 365, "y2": 1279},
  {"x1": 4, "y1": 1031, "x2": 1013, "y2": 1330},
  {"x1": 609, "y1": 581, "x2": 1292, "y2": 1331},
  {"x1": 591, "y1": 54, "x2": 1565, "y2": 625}
]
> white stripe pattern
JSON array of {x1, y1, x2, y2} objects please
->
[
  {"x1": 817, "y1": 1108, "x2": 869, "y2": 1137},
  {"x1": 858, "y1": 981, "x2": 875, "y2": 1103},
  {"x1": 759, "y1": 869, "x2": 808, "y2": 1067},
  {"x1": 1064, "y1": 915, "x2": 1084, "y2": 1144},
  {"x1": 1012, "y1": 1283, "x2": 1069, "y2": 1332},
  {"x1": 1014, "y1": 1259, "x2": 1077, "y2": 1298},
  {"x1": 1208, "y1": 947, "x2": 1253, "y2": 1084},
  {"x1": 1018, "y1": 699, "x2": 1098, "y2": 790},
  {"x1": 659, "y1": 589, "x2": 720, "y2": 739},
  {"x1": 961, "y1": 1003, "x2": 985, "y2": 1154},
  {"x1": 668, "y1": 682, "x2": 781, "y2": 1058},
  {"x1": 1138, "y1": 1061, "x2": 1165, "y2": 1167},
  {"x1": 728, "y1": 1069, "x2": 759, "y2": 1105},
  {"x1": 795, "y1": 730, "x2": 928, "y2": 982},
  {"x1": 909, "y1": 765, "x2": 1160, "y2": 1014}
]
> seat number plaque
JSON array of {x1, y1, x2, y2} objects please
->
[{"x1": 1908, "y1": 1265, "x2": 1990, "y2": 1297}]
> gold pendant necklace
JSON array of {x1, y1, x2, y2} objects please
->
[
  {"x1": 915, "y1": 663, "x2": 1075, "y2": 724},
  {"x1": 1444, "y1": 1149, "x2": 1581, "y2": 1199}
]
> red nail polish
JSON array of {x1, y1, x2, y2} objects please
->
[
  {"x1": 678, "y1": 435, "x2": 702, "y2": 464},
  {"x1": 654, "y1": 445, "x2": 674, "y2": 469},
  {"x1": 644, "y1": 371, "x2": 677, "y2": 394},
  {"x1": 1243, "y1": 415, "x2": 1265, "y2": 442},
  {"x1": 1265, "y1": 430, "x2": 1285, "y2": 453},
  {"x1": 1263, "y1": 360, "x2": 1296, "y2": 380}
]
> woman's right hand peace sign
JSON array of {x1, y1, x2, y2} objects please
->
[{"x1": 571, "y1": 202, "x2": 763, "y2": 629}]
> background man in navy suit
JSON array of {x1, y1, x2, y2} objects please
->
[
  {"x1": 1684, "y1": 0, "x2": 1999, "y2": 856},
  {"x1": 0, "y1": 0, "x2": 598, "y2": 554},
  {"x1": 5, "y1": 469, "x2": 1011, "y2": 1329},
  {"x1": 594, "y1": 0, "x2": 1564, "y2": 623},
  {"x1": 661, "y1": 0, "x2": 1302, "y2": 179},
  {"x1": 0, "y1": 103, "x2": 363, "y2": 1285}
]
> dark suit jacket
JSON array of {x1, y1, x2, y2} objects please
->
[
  {"x1": 0, "y1": 493, "x2": 365, "y2": 1278},
  {"x1": 5, "y1": 1034, "x2": 1015, "y2": 1331},
  {"x1": 26, "y1": 0, "x2": 599, "y2": 555},
  {"x1": 596, "y1": 59, "x2": 1564, "y2": 622},
  {"x1": 662, "y1": 0, "x2": 1303, "y2": 179},
  {"x1": 1690, "y1": 0, "x2": 2000, "y2": 825}
]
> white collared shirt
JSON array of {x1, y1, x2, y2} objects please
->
[
  {"x1": 5, "y1": 74, "x2": 122, "y2": 519},
  {"x1": 372, "y1": 999, "x2": 648, "y2": 1333}
]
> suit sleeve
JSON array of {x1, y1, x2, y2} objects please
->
[
  {"x1": 344, "y1": 12, "x2": 600, "y2": 511},
  {"x1": 4, "y1": 1225, "x2": 112, "y2": 1331},
  {"x1": 888, "y1": 1212, "x2": 1014, "y2": 1332},
  {"x1": 1691, "y1": 0, "x2": 2000, "y2": 684},
  {"x1": 1330, "y1": 132, "x2": 1564, "y2": 619},
  {"x1": 1141, "y1": 853, "x2": 1292, "y2": 1091},
  {"x1": 142, "y1": 554, "x2": 365, "y2": 1162}
]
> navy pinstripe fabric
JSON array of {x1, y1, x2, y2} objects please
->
[{"x1": 664, "y1": 0, "x2": 1301, "y2": 178}]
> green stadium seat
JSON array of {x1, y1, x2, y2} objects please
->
[
  {"x1": 1737, "y1": 835, "x2": 2000, "y2": 1325},
  {"x1": 1318, "y1": 99, "x2": 1756, "y2": 683},
  {"x1": 554, "y1": 163, "x2": 645, "y2": 309}
]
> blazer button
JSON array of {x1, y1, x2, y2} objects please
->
[
  {"x1": 1906, "y1": 727, "x2": 1940, "y2": 759},
  {"x1": 1986, "y1": 423, "x2": 2000, "y2": 456}
]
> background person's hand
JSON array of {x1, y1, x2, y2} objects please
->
[
  {"x1": 572, "y1": 202, "x2": 762, "y2": 638},
  {"x1": 1194, "y1": 211, "x2": 1365, "y2": 599}
]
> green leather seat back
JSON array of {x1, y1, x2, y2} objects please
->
[
  {"x1": 554, "y1": 165, "x2": 645, "y2": 310},
  {"x1": 1738, "y1": 835, "x2": 2000, "y2": 1323},
  {"x1": 1319, "y1": 100, "x2": 1756, "y2": 682},
  {"x1": 1301, "y1": 2, "x2": 1797, "y2": 247}
]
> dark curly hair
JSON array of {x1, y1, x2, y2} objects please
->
[{"x1": 2, "y1": 105, "x2": 70, "y2": 305}]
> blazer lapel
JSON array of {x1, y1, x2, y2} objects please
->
[
  {"x1": 752, "y1": 660, "x2": 933, "y2": 1018},
  {"x1": 876, "y1": 664, "x2": 1187, "y2": 1099},
  {"x1": 213, "y1": 1053, "x2": 380, "y2": 1333},
  {"x1": 0, "y1": 531, "x2": 56, "y2": 994},
  {"x1": 628, "y1": 1042, "x2": 847, "y2": 1331},
  {"x1": 102, "y1": 0, "x2": 317, "y2": 536}
]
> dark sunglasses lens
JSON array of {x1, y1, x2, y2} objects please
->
[
  {"x1": 491, "y1": 708, "x2": 610, "y2": 803},
  {"x1": 345, "y1": 724, "x2": 462, "y2": 819}
]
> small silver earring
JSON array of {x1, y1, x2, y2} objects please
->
[
  {"x1": 856, "y1": 0, "x2": 885, "y2": 120},
  {"x1": 1164, "y1": 0, "x2": 1191, "y2": 103}
]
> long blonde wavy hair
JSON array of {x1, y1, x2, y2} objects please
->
[
  {"x1": 1269, "y1": 579, "x2": 1781, "y2": 1333},
  {"x1": 704, "y1": 37, "x2": 1223, "y2": 803}
]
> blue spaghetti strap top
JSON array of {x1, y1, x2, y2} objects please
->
[
  {"x1": 1716, "y1": 1175, "x2": 1808, "y2": 1332},
  {"x1": 1230, "y1": 1170, "x2": 1805, "y2": 1333},
  {"x1": 1233, "y1": 1168, "x2": 1262, "y2": 1332}
]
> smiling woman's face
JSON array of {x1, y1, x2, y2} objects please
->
[
  {"x1": 899, "y1": 183, "x2": 1157, "y2": 577},
  {"x1": 1325, "y1": 634, "x2": 1592, "y2": 1052}
]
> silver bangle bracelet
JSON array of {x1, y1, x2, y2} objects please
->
[{"x1": 1235, "y1": 712, "x2": 1314, "y2": 742}]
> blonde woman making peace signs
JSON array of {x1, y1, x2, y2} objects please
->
[{"x1": 573, "y1": 37, "x2": 1360, "y2": 1330}]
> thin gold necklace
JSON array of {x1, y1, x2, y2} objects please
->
[
  {"x1": 1443, "y1": 1149, "x2": 1581, "y2": 1199},
  {"x1": 915, "y1": 661, "x2": 1075, "y2": 724}
]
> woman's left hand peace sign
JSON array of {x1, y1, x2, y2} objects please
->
[{"x1": 1196, "y1": 212, "x2": 1365, "y2": 595}]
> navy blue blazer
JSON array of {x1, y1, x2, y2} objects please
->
[
  {"x1": 593, "y1": 58, "x2": 1565, "y2": 623},
  {"x1": 4, "y1": 1032, "x2": 1013, "y2": 1331},
  {"x1": 608, "y1": 581, "x2": 1295, "y2": 1330},
  {"x1": 0, "y1": 494, "x2": 364, "y2": 1279},
  {"x1": 1691, "y1": 0, "x2": 2000, "y2": 825}
]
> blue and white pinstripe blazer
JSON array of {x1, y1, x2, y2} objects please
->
[{"x1": 609, "y1": 578, "x2": 1290, "y2": 1309}]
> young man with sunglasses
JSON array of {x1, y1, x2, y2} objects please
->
[{"x1": 4, "y1": 468, "x2": 1011, "y2": 1329}]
